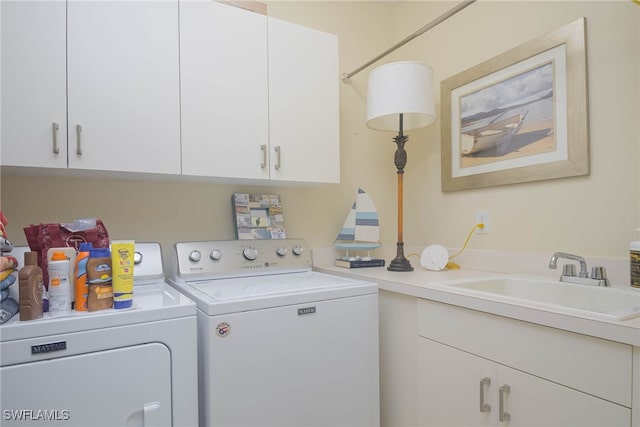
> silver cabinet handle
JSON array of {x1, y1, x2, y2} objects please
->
[
  {"x1": 499, "y1": 384, "x2": 511, "y2": 423},
  {"x1": 260, "y1": 144, "x2": 267, "y2": 169},
  {"x1": 479, "y1": 377, "x2": 491, "y2": 413},
  {"x1": 75, "y1": 124, "x2": 82, "y2": 155},
  {"x1": 274, "y1": 146, "x2": 281, "y2": 170},
  {"x1": 52, "y1": 122, "x2": 60, "y2": 154}
]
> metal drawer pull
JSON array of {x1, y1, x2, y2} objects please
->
[
  {"x1": 274, "y1": 146, "x2": 281, "y2": 170},
  {"x1": 52, "y1": 122, "x2": 60, "y2": 154},
  {"x1": 479, "y1": 377, "x2": 491, "y2": 413},
  {"x1": 75, "y1": 124, "x2": 83, "y2": 155},
  {"x1": 499, "y1": 384, "x2": 511, "y2": 422},
  {"x1": 260, "y1": 144, "x2": 267, "y2": 168}
]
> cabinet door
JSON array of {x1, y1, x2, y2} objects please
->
[
  {"x1": 1, "y1": 0, "x2": 67, "y2": 168},
  {"x1": 67, "y1": 1, "x2": 180, "y2": 174},
  {"x1": 500, "y1": 365, "x2": 631, "y2": 427},
  {"x1": 268, "y1": 18, "x2": 340, "y2": 183},
  {"x1": 180, "y1": 0, "x2": 269, "y2": 180},
  {"x1": 418, "y1": 337, "x2": 497, "y2": 426},
  {"x1": 0, "y1": 343, "x2": 172, "y2": 426},
  {"x1": 418, "y1": 337, "x2": 631, "y2": 427}
]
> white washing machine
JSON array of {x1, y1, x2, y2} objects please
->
[
  {"x1": 0, "y1": 243, "x2": 198, "y2": 427},
  {"x1": 169, "y1": 238, "x2": 380, "y2": 427}
]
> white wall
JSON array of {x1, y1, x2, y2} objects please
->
[{"x1": 1, "y1": 1, "x2": 638, "y2": 274}]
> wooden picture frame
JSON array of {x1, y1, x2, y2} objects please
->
[{"x1": 441, "y1": 18, "x2": 589, "y2": 192}]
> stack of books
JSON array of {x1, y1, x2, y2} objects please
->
[{"x1": 335, "y1": 257, "x2": 385, "y2": 269}]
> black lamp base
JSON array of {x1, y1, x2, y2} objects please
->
[{"x1": 387, "y1": 243, "x2": 413, "y2": 272}]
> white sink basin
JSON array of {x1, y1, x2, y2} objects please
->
[{"x1": 448, "y1": 277, "x2": 640, "y2": 320}]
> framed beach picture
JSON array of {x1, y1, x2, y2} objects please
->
[{"x1": 441, "y1": 18, "x2": 589, "y2": 192}]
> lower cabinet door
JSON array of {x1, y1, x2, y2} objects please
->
[
  {"x1": 500, "y1": 365, "x2": 631, "y2": 427},
  {"x1": 1, "y1": 343, "x2": 172, "y2": 426},
  {"x1": 418, "y1": 337, "x2": 631, "y2": 427},
  {"x1": 418, "y1": 337, "x2": 497, "y2": 426}
]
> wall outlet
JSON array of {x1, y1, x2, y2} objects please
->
[{"x1": 476, "y1": 210, "x2": 490, "y2": 234}]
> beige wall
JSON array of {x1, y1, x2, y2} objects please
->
[
  {"x1": 1, "y1": 1, "x2": 639, "y2": 270},
  {"x1": 391, "y1": 0, "x2": 640, "y2": 259}
]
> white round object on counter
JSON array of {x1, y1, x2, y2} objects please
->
[{"x1": 420, "y1": 245, "x2": 449, "y2": 271}]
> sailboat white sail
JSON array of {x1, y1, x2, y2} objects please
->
[{"x1": 334, "y1": 188, "x2": 382, "y2": 250}]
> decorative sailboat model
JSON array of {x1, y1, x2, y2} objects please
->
[{"x1": 334, "y1": 188, "x2": 385, "y2": 268}]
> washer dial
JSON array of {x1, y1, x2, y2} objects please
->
[
  {"x1": 243, "y1": 246, "x2": 258, "y2": 261},
  {"x1": 189, "y1": 250, "x2": 201, "y2": 262}
]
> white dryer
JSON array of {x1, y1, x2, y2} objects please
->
[{"x1": 0, "y1": 243, "x2": 198, "y2": 427}]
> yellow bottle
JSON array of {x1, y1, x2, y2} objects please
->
[{"x1": 111, "y1": 240, "x2": 135, "y2": 309}]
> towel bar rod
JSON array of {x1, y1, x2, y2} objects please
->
[{"x1": 341, "y1": 0, "x2": 476, "y2": 83}]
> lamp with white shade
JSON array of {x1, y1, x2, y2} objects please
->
[{"x1": 366, "y1": 61, "x2": 436, "y2": 271}]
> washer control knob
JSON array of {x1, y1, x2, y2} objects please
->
[
  {"x1": 189, "y1": 250, "x2": 201, "y2": 262},
  {"x1": 210, "y1": 249, "x2": 222, "y2": 261},
  {"x1": 276, "y1": 247, "x2": 288, "y2": 257},
  {"x1": 243, "y1": 246, "x2": 258, "y2": 261},
  {"x1": 292, "y1": 245, "x2": 304, "y2": 256}
]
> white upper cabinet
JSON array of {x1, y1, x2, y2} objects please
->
[
  {"x1": 66, "y1": 1, "x2": 181, "y2": 174},
  {"x1": 2, "y1": 0, "x2": 338, "y2": 183},
  {"x1": 267, "y1": 17, "x2": 340, "y2": 184},
  {"x1": 1, "y1": 1, "x2": 67, "y2": 169},
  {"x1": 180, "y1": 0, "x2": 270, "y2": 180},
  {"x1": 179, "y1": 1, "x2": 340, "y2": 184},
  {"x1": 1, "y1": 0, "x2": 181, "y2": 175}
]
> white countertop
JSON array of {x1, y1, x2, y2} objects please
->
[{"x1": 313, "y1": 256, "x2": 640, "y2": 347}]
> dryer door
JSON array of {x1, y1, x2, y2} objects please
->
[{"x1": 1, "y1": 343, "x2": 172, "y2": 426}]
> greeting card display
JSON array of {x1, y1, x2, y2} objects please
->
[{"x1": 232, "y1": 194, "x2": 286, "y2": 240}]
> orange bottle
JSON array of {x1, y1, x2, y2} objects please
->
[{"x1": 74, "y1": 243, "x2": 92, "y2": 311}]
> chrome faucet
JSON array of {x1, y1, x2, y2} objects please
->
[
  {"x1": 548, "y1": 252, "x2": 609, "y2": 287},
  {"x1": 549, "y1": 252, "x2": 588, "y2": 277}
]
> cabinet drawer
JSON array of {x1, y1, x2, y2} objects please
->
[{"x1": 417, "y1": 299, "x2": 633, "y2": 407}]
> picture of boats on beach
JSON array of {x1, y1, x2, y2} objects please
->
[
  {"x1": 458, "y1": 62, "x2": 556, "y2": 169},
  {"x1": 441, "y1": 18, "x2": 588, "y2": 192}
]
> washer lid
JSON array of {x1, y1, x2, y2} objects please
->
[{"x1": 176, "y1": 271, "x2": 378, "y2": 315}]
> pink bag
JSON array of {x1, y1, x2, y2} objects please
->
[{"x1": 24, "y1": 219, "x2": 110, "y2": 288}]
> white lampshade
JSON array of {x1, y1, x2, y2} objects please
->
[{"x1": 366, "y1": 61, "x2": 436, "y2": 131}]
